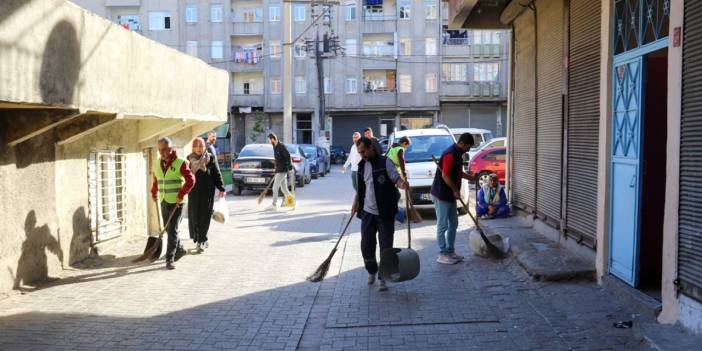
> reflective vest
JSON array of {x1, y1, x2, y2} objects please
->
[
  {"x1": 154, "y1": 157, "x2": 186, "y2": 204},
  {"x1": 386, "y1": 146, "x2": 404, "y2": 175}
]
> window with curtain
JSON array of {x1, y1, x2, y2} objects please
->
[
  {"x1": 295, "y1": 76, "x2": 306, "y2": 94},
  {"x1": 346, "y1": 78, "x2": 357, "y2": 94},
  {"x1": 185, "y1": 5, "x2": 197, "y2": 23}
]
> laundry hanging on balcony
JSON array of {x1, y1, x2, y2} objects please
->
[{"x1": 233, "y1": 47, "x2": 260, "y2": 64}]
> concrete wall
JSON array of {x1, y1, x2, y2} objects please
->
[{"x1": 0, "y1": 0, "x2": 228, "y2": 122}]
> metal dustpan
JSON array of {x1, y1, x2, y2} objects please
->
[{"x1": 380, "y1": 189, "x2": 420, "y2": 282}]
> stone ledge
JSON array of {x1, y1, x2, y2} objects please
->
[{"x1": 477, "y1": 216, "x2": 596, "y2": 281}]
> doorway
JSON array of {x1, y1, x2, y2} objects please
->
[{"x1": 637, "y1": 48, "x2": 668, "y2": 300}]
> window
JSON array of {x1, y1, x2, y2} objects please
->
[
  {"x1": 211, "y1": 4, "x2": 222, "y2": 22},
  {"x1": 400, "y1": 38, "x2": 411, "y2": 56},
  {"x1": 345, "y1": 3, "x2": 357, "y2": 20},
  {"x1": 117, "y1": 15, "x2": 140, "y2": 31},
  {"x1": 185, "y1": 5, "x2": 197, "y2": 23},
  {"x1": 186, "y1": 41, "x2": 198, "y2": 57},
  {"x1": 271, "y1": 77, "x2": 281, "y2": 94},
  {"x1": 211, "y1": 41, "x2": 223, "y2": 59},
  {"x1": 148, "y1": 12, "x2": 171, "y2": 30},
  {"x1": 294, "y1": 42, "x2": 307, "y2": 58},
  {"x1": 346, "y1": 77, "x2": 357, "y2": 94},
  {"x1": 399, "y1": 0, "x2": 411, "y2": 19},
  {"x1": 324, "y1": 77, "x2": 332, "y2": 94},
  {"x1": 482, "y1": 149, "x2": 506, "y2": 161},
  {"x1": 473, "y1": 63, "x2": 499, "y2": 82},
  {"x1": 425, "y1": 38, "x2": 437, "y2": 55},
  {"x1": 364, "y1": 5, "x2": 383, "y2": 20},
  {"x1": 425, "y1": 73, "x2": 437, "y2": 92},
  {"x1": 399, "y1": 74, "x2": 412, "y2": 93},
  {"x1": 345, "y1": 39, "x2": 357, "y2": 56},
  {"x1": 237, "y1": 8, "x2": 263, "y2": 22},
  {"x1": 294, "y1": 5, "x2": 306, "y2": 21},
  {"x1": 243, "y1": 82, "x2": 251, "y2": 95},
  {"x1": 270, "y1": 41, "x2": 281, "y2": 58},
  {"x1": 295, "y1": 76, "x2": 306, "y2": 94},
  {"x1": 425, "y1": 1, "x2": 437, "y2": 20},
  {"x1": 88, "y1": 151, "x2": 127, "y2": 242},
  {"x1": 441, "y1": 63, "x2": 467, "y2": 81},
  {"x1": 472, "y1": 30, "x2": 501, "y2": 44},
  {"x1": 270, "y1": 6, "x2": 281, "y2": 21}
]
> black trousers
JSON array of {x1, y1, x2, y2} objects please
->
[
  {"x1": 360, "y1": 211, "x2": 395, "y2": 279},
  {"x1": 161, "y1": 201, "x2": 184, "y2": 262}
]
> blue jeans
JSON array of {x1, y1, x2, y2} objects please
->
[{"x1": 433, "y1": 195, "x2": 457, "y2": 255}]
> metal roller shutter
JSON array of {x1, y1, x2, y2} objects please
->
[
  {"x1": 565, "y1": 0, "x2": 601, "y2": 247},
  {"x1": 332, "y1": 116, "x2": 378, "y2": 152},
  {"x1": 535, "y1": 0, "x2": 564, "y2": 224},
  {"x1": 679, "y1": 0, "x2": 702, "y2": 303},
  {"x1": 511, "y1": 11, "x2": 537, "y2": 211}
]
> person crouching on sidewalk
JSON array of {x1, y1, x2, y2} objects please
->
[
  {"x1": 430, "y1": 133, "x2": 475, "y2": 265},
  {"x1": 352, "y1": 137, "x2": 409, "y2": 292}
]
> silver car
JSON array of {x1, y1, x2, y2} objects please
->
[{"x1": 287, "y1": 144, "x2": 311, "y2": 187}]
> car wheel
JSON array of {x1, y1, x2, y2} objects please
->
[
  {"x1": 297, "y1": 175, "x2": 305, "y2": 188},
  {"x1": 305, "y1": 173, "x2": 311, "y2": 184},
  {"x1": 320, "y1": 165, "x2": 326, "y2": 177},
  {"x1": 476, "y1": 172, "x2": 492, "y2": 189},
  {"x1": 232, "y1": 184, "x2": 242, "y2": 196}
]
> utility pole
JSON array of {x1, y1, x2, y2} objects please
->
[
  {"x1": 306, "y1": 3, "x2": 341, "y2": 145},
  {"x1": 283, "y1": 0, "x2": 293, "y2": 143}
]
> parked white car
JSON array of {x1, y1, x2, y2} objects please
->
[
  {"x1": 388, "y1": 128, "x2": 471, "y2": 213},
  {"x1": 468, "y1": 137, "x2": 507, "y2": 161}
]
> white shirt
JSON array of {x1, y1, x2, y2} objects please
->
[{"x1": 343, "y1": 143, "x2": 361, "y2": 172}]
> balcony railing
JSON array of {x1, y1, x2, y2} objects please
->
[
  {"x1": 443, "y1": 38, "x2": 469, "y2": 45},
  {"x1": 362, "y1": 46, "x2": 395, "y2": 57},
  {"x1": 363, "y1": 13, "x2": 396, "y2": 21},
  {"x1": 231, "y1": 94, "x2": 264, "y2": 106}
]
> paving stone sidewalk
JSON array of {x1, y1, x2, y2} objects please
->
[{"x1": 0, "y1": 167, "x2": 698, "y2": 350}]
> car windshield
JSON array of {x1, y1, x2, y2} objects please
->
[
  {"x1": 286, "y1": 145, "x2": 299, "y2": 155},
  {"x1": 404, "y1": 135, "x2": 455, "y2": 163},
  {"x1": 302, "y1": 146, "x2": 317, "y2": 157},
  {"x1": 239, "y1": 145, "x2": 273, "y2": 158}
]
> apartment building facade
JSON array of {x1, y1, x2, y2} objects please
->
[{"x1": 73, "y1": 0, "x2": 509, "y2": 151}]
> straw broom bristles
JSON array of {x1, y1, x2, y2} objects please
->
[{"x1": 307, "y1": 212, "x2": 355, "y2": 282}]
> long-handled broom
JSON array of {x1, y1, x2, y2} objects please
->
[
  {"x1": 400, "y1": 165, "x2": 422, "y2": 224},
  {"x1": 458, "y1": 198, "x2": 504, "y2": 259},
  {"x1": 132, "y1": 204, "x2": 180, "y2": 263},
  {"x1": 307, "y1": 211, "x2": 356, "y2": 282},
  {"x1": 257, "y1": 177, "x2": 276, "y2": 205},
  {"x1": 431, "y1": 156, "x2": 504, "y2": 259}
]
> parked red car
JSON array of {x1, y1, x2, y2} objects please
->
[{"x1": 468, "y1": 146, "x2": 506, "y2": 187}]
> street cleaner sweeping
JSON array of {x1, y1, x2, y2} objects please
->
[
  {"x1": 352, "y1": 137, "x2": 409, "y2": 291},
  {"x1": 431, "y1": 134, "x2": 505, "y2": 260},
  {"x1": 386, "y1": 136, "x2": 422, "y2": 224},
  {"x1": 263, "y1": 133, "x2": 295, "y2": 210},
  {"x1": 135, "y1": 137, "x2": 194, "y2": 269}
]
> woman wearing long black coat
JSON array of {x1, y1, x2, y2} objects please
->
[{"x1": 187, "y1": 137, "x2": 226, "y2": 253}]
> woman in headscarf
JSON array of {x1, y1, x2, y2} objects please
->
[
  {"x1": 187, "y1": 137, "x2": 226, "y2": 252},
  {"x1": 476, "y1": 174, "x2": 510, "y2": 219}
]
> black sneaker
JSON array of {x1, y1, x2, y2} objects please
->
[
  {"x1": 174, "y1": 247, "x2": 187, "y2": 262},
  {"x1": 166, "y1": 261, "x2": 175, "y2": 270}
]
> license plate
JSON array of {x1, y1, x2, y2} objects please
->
[
  {"x1": 420, "y1": 193, "x2": 432, "y2": 201},
  {"x1": 246, "y1": 177, "x2": 266, "y2": 184}
]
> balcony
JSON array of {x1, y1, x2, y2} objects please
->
[
  {"x1": 363, "y1": 90, "x2": 397, "y2": 106},
  {"x1": 442, "y1": 39, "x2": 471, "y2": 57},
  {"x1": 105, "y1": 0, "x2": 140, "y2": 6},
  {"x1": 362, "y1": 14, "x2": 396, "y2": 33},
  {"x1": 440, "y1": 81, "x2": 503, "y2": 99},
  {"x1": 471, "y1": 44, "x2": 504, "y2": 57},
  {"x1": 231, "y1": 47, "x2": 263, "y2": 72},
  {"x1": 231, "y1": 94, "x2": 264, "y2": 107},
  {"x1": 231, "y1": 21, "x2": 263, "y2": 35}
]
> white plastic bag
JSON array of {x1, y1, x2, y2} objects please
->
[{"x1": 212, "y1": 197, "x2": 229, "y2": 224}]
